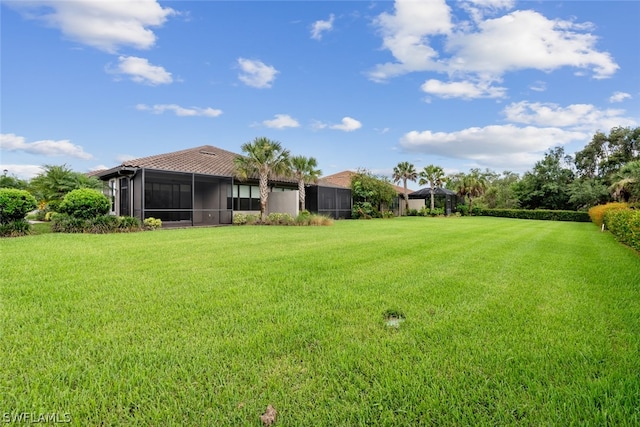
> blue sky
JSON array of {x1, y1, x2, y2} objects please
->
[{"x1": 1, "y1": 0, "x2": 639, "y2": 182}]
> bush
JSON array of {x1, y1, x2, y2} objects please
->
[
  {"x1": 0, "y1": 188, "x2": 37, "y2": 224},
  {"x1": 604, "y1": 208, "x2": 640, "y2": 252},
  {"x1": 407, "y1": 209, "x2": 419, "y2": 217},
  {"x1": 0, "y1": 219, "x2": 31, "y2": 237},
  {"x1": 143, "y1": 217, "x2": 162, "y2": 230},
  {"x1": 478, "y1": 209, "x2": 591, "y2": 222},
  {"x1": 88, "y1": 214, "x2": 120, "y2": 234},
  {"x1": 382, "y1": 210, "x2": 395, "y2": 219},
  {"x1": 588, "y1": 202, "x2": 629, "y2": 227},
  {"x1": 120, "y1": 216, "x2": 142, "y2": 232},
  {"x1": 264, "y1": 212, "x2": 295, "y2": 225},
  {"x1": 352, "y1": 202, "x2": 376, "y2": 219},
  {"x1": 233, "y1": 213, "x2": 260, "y2": 225},
  {"x1": 50, "y1": 214, "x2": 88, "y2": 233},
  {"x1": 59, "y1": 189, "x2": 110, "y2": 220},
  {"x1": 456, "y1": 204, "x2": 469, "y2": 216}
]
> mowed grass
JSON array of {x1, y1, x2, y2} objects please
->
[{"x1": 1, "y1": 217, "x2": 639, "y2": 426}]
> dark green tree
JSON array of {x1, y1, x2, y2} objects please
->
[
  {"x1": 351, "y1": 169, "x2": 397, "y2": 218},
  {"x1": 514, "y1": 147, "x2": 575, "y2": 210},
  {"x1": 0, "y1": 170, "x2": 28, "y2": 190}
]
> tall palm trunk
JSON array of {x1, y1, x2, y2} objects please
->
[
  {"x1": 430, "y1": 188, "x2": 435, "y2": 211},
  {"x1": 259, "y1": 172, "x2": 269, "y2": 221},
  {"x1": 298, "y1": 180, "x2": 306, "y2": 211}
]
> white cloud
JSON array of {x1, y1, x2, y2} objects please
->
[
  {"x1": 446, "y1": 10, "x2": 618, "y2": 79},
  {"x1": 421, "y1": 78, "x2": 506, "y2": 99},
  {"x1": 330, "y1": 117, "x2": 362, "y2": 132},
  {"x1": 0, "y1": 164, "x2": 44, "y2": 180},
  {"x1": 237, "y1": 58, "x2": 278, "y2": 88},
  {"x1": 0, "y1": 133, "x2": 93, "y2": 160},
  {"x1": 369, "y1": 0, "x2": 452, "y2": 82},
  {"x1": 369, "y1": 1, "x2": 618, "y2": 87},
  {"x1": 503, "y1": 101, "x2": 637, "y2": 130},
  {"x1": 136, "y1": 104, "x2": 222, "y2": 117},
  {"x1": 262, "y1": 114, "x2": 300, "y2": 129},
  {"x1": 609, "y1": 91, "x2": 631, "y2": 103},
  {"x1": 7, "y1": 0, "x2": 175, "y2": 53},
  {"x1": 529, "y1": 81, "x2": 547, "y2": 92},
  {"x1": 311, "y1": 14, "x2": 335, "y2": 40},
  {"x1": 109, "y1": 56, "x2": 173, "y2": 85},
  {"x1": 400, "y1": 125, "x2": 586, "y2": 170}
]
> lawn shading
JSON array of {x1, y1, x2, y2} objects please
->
[{"x1": 1, "y1": 217, "x2": 639, "y2": 425}]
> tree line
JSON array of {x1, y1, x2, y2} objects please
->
[{"x1": 391, "y1": 126, "x2": 639, "y2": 213}]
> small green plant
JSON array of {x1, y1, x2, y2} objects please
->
[
  {"x1": 143, "y1": 217, "x2": 162, "y2": 230},
  {"x1": 59, "y1": 188, "x2": 110, "y2": 220},
  {"x1": 119, "y1": 216, "x2": 142, "y2": 232},
  {"x1": 382, "y1": 210, "x2": 395, "y2": 219}
]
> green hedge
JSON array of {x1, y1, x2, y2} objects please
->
[
  {"x1": 478, "y1": 208, "x2": 591, "y2": 222},
  {"x1": 604, "y1": 208, "x2": 640, "y2": 252}
]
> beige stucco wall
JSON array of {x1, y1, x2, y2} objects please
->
[
  {"x1": 408, "y1": 199, "x2": 425, "y2": 211},
  {"x1": 267, "y1": 190, "x2": 299, "y2": 217}
]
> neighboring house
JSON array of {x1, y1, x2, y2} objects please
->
[
  {"x1": 319, "y1": 170, "x2": 413, "y2": 216},
  {"x1": 408, "y1": 187, "x2": 459, "y2": 215},
  {"x1": 92, "y1": 145, "x2": 352, "y2": 226}
]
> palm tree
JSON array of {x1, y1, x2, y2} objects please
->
[
  {"x1": 419, "y1": 164, "x2": 446, "y2": 211},
  {"x1": 392, "y1": 161, "x2": 418, "y2": 213},
  {"x1": 291, "y1": 155, "x2": 322, "y2": 211},
  {"x1": 234, "y1": 137, "x2": 291, "y2": 220},
  {"x1": 609, "y1": 160, "x2": 640, "y2": 202},
  {"x1": 451, "y1": 169, "x2": 487, "y2": 214}
]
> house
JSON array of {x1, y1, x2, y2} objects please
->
[
  {"x1": 92, "y1": 145, "x2": 352, "y2": 226},
  {"x1": 319, "y1": 170, "x2": 414, "y2": 216}
]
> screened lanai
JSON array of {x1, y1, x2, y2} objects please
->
[{"x1": 408, "y1": 187, "x2": 459, "y2": 215}]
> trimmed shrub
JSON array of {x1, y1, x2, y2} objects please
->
[
  {"x1": 478, "y1": 208, "x2": 590, "y2": 222},
  {"x1": 233, "y1": 213, "x2": 260, "y2": 225},
  {"x1": 143, "y1": 217, "x2": 162, "y2": 230},
  {"x1": 0, "y1": 188, "x2": 37, "y2": 224},
  {"x1": 604, "y1": 208, "x2": 640, "y2": 252},
  {"x1": 264, "y1": 212, "x2": 295, "y2": 225},
  {"x1": 588, "y1": 202, "x2": 629, "y2": 227},
  {"x1": 59, "y1": 189, "x2": 110, "y2": 220}
]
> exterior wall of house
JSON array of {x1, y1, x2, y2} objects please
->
[
  {"x1": 267, "y1": 190, "x2": 299, "y2": 217},
  {"x1": 408, "y1": 199, "x2": 425, "y2": 211}
]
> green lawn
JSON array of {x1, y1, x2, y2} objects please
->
[{"x1": 1, "y1": 217, "x2": 639, "y2": 426}]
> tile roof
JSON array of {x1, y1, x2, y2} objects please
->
[
  {"x1": 98, "y1": 145, "x2": 297, "y2": 184},
  {"x1": 122, "y1": 145, "x2": 241, "y2": 177},
  {"x1": 319, "y1": 170, "x2": 414, "y2": 194}
]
